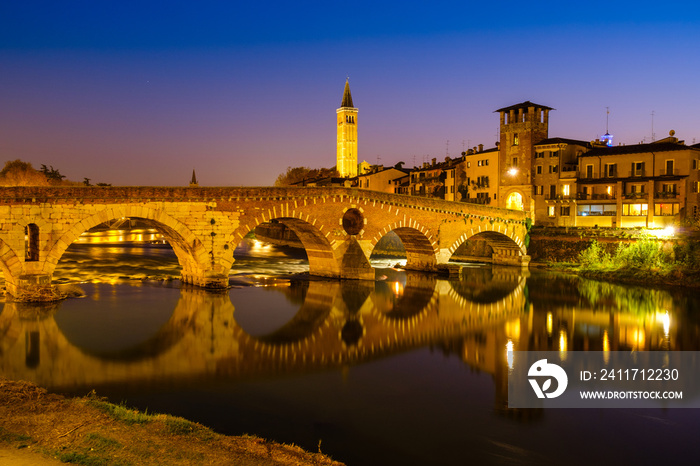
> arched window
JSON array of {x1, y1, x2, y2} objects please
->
[{"x1": 25, "y1": 223, "x2": 39, "y2": 261}]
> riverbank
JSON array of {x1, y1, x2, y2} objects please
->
[
  {"x1": 0, "y1": 378, "x2": 343, "y2": 466},
  {"x1": 533, "y1": 228, "x2": 700, "y2": 289}
]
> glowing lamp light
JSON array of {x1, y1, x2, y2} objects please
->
[{"x1": 507, "y1": 168, "x2": 518, "y2": 176}]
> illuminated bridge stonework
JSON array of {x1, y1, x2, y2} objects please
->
[{"x1": 0, "y1": 187, "x2": 529, "y2": 298}]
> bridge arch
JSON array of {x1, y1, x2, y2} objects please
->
[
  {"x1": 0, "y1": 237, "x2": 23, "y2": 291},
  {"x1": 47, "y1": 206, "x2": 211, "y2": 286},
  {"x1": 446, "y1": 222, "x2": 526, "y2": 266},
  {"x1": 371, "y1": 227, "x2": 438, "y2": 272},
  {"x1": 232, "y1": 204, "x2": 374, "y2": 280}
]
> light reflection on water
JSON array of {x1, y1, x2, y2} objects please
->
[
  {"x1": 51, "y1": 238, "x2": 309, "y2": 284},
  {"x1": 2, "y1": 243, "x2": 700, "y2": 464}
]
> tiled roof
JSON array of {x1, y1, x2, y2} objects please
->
[
  {"x1": 536, "y1": 138, "x2": 590, "y2": 147},
  {"x1": 582, "y1": 142, "x2": 694, "y2": 157}
]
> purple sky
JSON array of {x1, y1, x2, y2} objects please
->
[{"x1": 1, "y1": 1, "x2": 699, "y2": 186}]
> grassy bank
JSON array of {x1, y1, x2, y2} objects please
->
[
  {"x1": 556, "y1": 236, "x2": 700, "y2": 288},
  {"x1": 0, "y1": 378, "x2": 343, "y2": 466}
]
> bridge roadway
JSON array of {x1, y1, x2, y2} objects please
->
[{"x1": 0, "y1": 186, "x2": 529, "y2": 299}]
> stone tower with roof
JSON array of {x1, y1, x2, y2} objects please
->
[
  {"x1": 336, "y1": 79, "x2": 358, "y2": 178},
  {"x1": 496, "y1": 101, "x2": 552, "y2": 213}
]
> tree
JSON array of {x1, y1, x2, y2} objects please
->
[
  {"x1": 0, "y1": 160, "x2": 50, "y2": 186},
  {"x1": 274, "y1": 166, "x2": 339, "y2": 186},
  {"x1": 40, "y1": 164, "x2": 66, "y2": 182}
]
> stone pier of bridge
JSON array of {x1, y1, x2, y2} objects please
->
[{"x1": 0, "y1": 186, "x2": 530, "y2": 300}]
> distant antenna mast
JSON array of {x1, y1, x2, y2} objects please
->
[
  {"x1": 651, "y1": 110, "x2": 656, "y2": 142},
  {"x1": 601, "y1": 107, "x2": 613, "y2": 147}
]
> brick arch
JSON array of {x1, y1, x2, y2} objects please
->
[
  {"x1": 230, "y1": 202, "x2": 362, "y2": 279},
  {"x1": 503, "y1": 188, "x2": 527, "y2": 211},
  {"x1": 46, "y1": 206, "x2": 208, "y2": 279},
  {"x1": 446, "y1": 222, "x2": 526, "y2": 259},
  {"x1": 231, "y1": 207, "x2": 340, "y2": 277},
  {"x1": 0, "y1": 237, "x2": 23, "y2": 290},
  {"x1": 371, "y1": 226, "x2": 438, "y2": 272}
]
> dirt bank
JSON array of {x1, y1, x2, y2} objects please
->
[{"x1": 0, "y1": 378, "x2": 343, "y2": 465}]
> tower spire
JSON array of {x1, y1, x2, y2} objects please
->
[
  {"x1": 190, "y1": 169, "x2": 198, "y2": 187},
  {"x1": 336, "y1": 79, "x2": 358, "y2": 178},
  {"x1": 341, "y1": 78, "x2": 354, "y2": 108}
]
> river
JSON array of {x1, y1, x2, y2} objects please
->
[{"x1": 1, "y1": 239, "x2": 700, "y2": 465}]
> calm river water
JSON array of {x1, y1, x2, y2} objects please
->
[{"x1": 2, "y1": 240, "x2": 700, "y2": 465}]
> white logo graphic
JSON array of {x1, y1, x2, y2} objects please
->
[{"x1": 528, "y1": 359, "x2": 568, "y2": 399}]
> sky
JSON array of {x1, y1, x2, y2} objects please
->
[{"x1": 1, "y1": 1, "x2": 699, "y2": 186}]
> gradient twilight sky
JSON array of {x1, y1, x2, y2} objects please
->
[{"x1": 1, "y1": 1, "x2": 699, "y2": 186}]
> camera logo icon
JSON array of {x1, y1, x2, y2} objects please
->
[{"x1": 528, "y1": 359, "x2": 568, "y2": 399}]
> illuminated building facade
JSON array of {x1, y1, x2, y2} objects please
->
[{"x1": 336, "y1": 79, "x2": 358, "y2": 178}]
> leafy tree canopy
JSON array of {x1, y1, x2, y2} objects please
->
[{"x1": 274, "y1": 166, "x2": 339, "y2": 186}]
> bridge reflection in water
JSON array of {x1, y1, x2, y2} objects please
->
[{"x1": 1, "y1": 266, "x2": 695, "y2": 413}]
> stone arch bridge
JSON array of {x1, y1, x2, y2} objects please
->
[{"x1": 0, "y1": 186, "x2": 529, "y2": 298}]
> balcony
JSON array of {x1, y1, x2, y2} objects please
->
[
  {"x1": 624, "y1": 192, "x2": 647, "y2": 200},
  {"x1": 545, "y1": 194, "x2": 576, "y2": 201},
  {"x1": 577, "y1": 193, "x2": 615, "y2": 201},
  {"x1": 654, "y1": 191, "x2": 678, "y2": 199}
]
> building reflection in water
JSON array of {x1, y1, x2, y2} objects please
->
[{"x1": 0, "y1": 267, "x2": 697, "y2": 417}]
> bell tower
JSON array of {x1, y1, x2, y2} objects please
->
[{"x1": 336, "y1": 79, "x2": 358, "y2": 178}]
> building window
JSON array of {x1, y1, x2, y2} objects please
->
[
  {"x1": 605, "y1": 163, "x2": 617, "y2": 177},
  {"x1": 548, "y1": 206, "x2": 555, "y2": 217},
  {"x1": 549, "y1": 185, "x2": 556, "y2": 199},
  {"x1": 586, "y1": 164, "x2": 593, "y2": 178},
  {"x1": 512, "y1": 157, "x2": 518, "y2": 167},
  {"x1": 513, "y1": 133, "x2": 519, "y2": 146},
  {"x1": 467, "y1": 162, "x2": 471, "y2": 168},
  {"x1": 551, "y1": 150, "x2": 559, "y2": 158},
  {"x1": 666, "y1": 159, "x2": 675, "y2": 176},
  {"x1": 562, "y1": 184, "x2": 570, "y2": 197},
  {"x1": 536, "y1": 165, "x2": 542, "y2": 175},
  {"x1": 662, "y1": 183, "x2": 677, "y2": 194},
  {"x1": 623, "y1": 203, "x2": 648, "y2": 216},
  {"x1": 560, "y1": 206, "x2": 570, "y2": 216},
  {"x1": 654, "y1": 203, "x2": 679, "y2": 216},
  {"x1": 478, "y1": 160, "x2": 482, "y2": 167},
  {"x1": 633, "y1": 162, "x2": 644, "y2": 176},
  {"x1": 484, "y1": 159, "x2": 489, "y2": 166}
]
